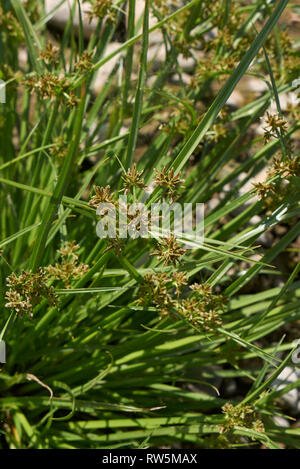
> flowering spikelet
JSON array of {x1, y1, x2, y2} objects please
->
[
  {"x1": 173, "y1": 271, "x2": 188, "y2": 296},
  {"x1": 137, "y1": 273, "x2": 174, "y2": 315},
  {"x1": 86, "y1": 0, "x2": 117, "y2": 22},
  {"x1": 137, "y1": 270, "x2": 189, "y2": 316},
  {"x1": 89, "y1": 185, "x2": 115, "y2": 207},
  {"x1": 263, "y1": 112, "x2": 288, "y2": 143},
  {"x1": 179, "y1": 296, "x2": 222, "y2": 332},
  {"x1": 45, "y1": 241, "x2": 89, "y2": 288},
  {"x1": 271, "y1": 154, "x2": 300, "y2": 178},
  {"x1": 39, "y1": 41, "x2": 59, "y2": 67},
  {"x1": 220, "y1": 403, "x2": 265, "y2": 437},
  {"x1": 153, "y1": 167, "x2": 184, "y2": 202},
  {"x1": 179, "y1": 283, "x2": 227, "y2": 332},
  {"x1": 152, "y1": 234, "x2": 185, "y2": 266},
  {"x1": 121, "y1": 164, "x2": 147, "y2": 194},
  {"x1": 252, "y1": 182, "x2": 277, "y2": 200},
  {"x1": 24, "y1": 72, "x2": 79, "y2": 106},
  {"x1": 5, "y1": 269, "x2": 58, "y2": 317},
  {"x1": 75, "y1": 51, "x2": 94, "y2": 73}
]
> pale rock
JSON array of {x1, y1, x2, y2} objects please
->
[
  {"x1": 92, "y1": 42, "x2": 123, "y2": 93},
  {"x1": 133, "y1": 0, "x2": 161, "y2": 29},
  {"x1": 149, "y1": 30, "x2": 164, "y2": 45},
  {"x1": 170, "y1": 72, "x2": 192, "y2": 86},
  {"x1": 269, "y1": 92, "x2": 299, "y2": 112},
  {"x1": 146, "y1": 75, "x2": 158, "y2": 87},
  {"x1": 224, "y1": 379, "x2": 237, "y2": 396},
  {"x1": 177, "y1": 54, "x2": 195, "y2": 72},
  {"x1": 206, "y1": 198, "x2": 219, "y2": 213},
  {"x1": 18, "y1": 48, "x2": 28, "y2": 68},
  {"x1": 249, "y1": 215, "x2": 261, "y2": 225},
  {"x1": 273, "y1": 416, "x2": 290, "y2": 428},
  {"x1": 246, "y1": 77, "x2": 269, "y2": 94},
  {"x1": 147, "y1": 44, "x2": 166, "y2": 68},
  {"x1": 272, "y1": 366, "x2": 300, "y2": 413},
  {"x1": 45, "y1": 0, "x2": 98, "y2": 38},
  {"x1": 226, "y1": 90, "x2": 244, "y2": 108},
  {"x1": 257, "y1": 231, "x2": 274, "y2": 247}
]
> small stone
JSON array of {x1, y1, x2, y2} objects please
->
[
  {"x1": 147, "y1": 44, "x2": 166, "y2": 69},
  {"x1": 45, "y1": 0, "x2": 98, "y2": 38},
  {"x1": 226, "y1": 90, "x2": 244, "y2": 108},
  {"x1": 249, "y1": 215, "x2": 261, "y2": 225},
  {"x1": 92, "y1": 42, "x2": 123, "y2": 94},
  {"x1": 18, "y1": 48, "x2": 28, "y2": 68},
  {"x1": 177, "y1": 54, "x2": 195, "y2": 72},
  {"x1": 149, "y1": 30, "x2": 164, "y2": 45},
  {"x1": 170, "y1": 72, "x2": 192, "y2": 86},
  {"x1": 257, "y1": 231, "x2": 274, "y2": 247},
  {"x1": 272, "y1": 366, "x2": 300, "y2": 413},
  {"x1": 273, "y1": 416, "x2": 290, "y2": 428},
  {"x1": 133, "y1": 0, "x2": 157, "y2": 29},
  {"x1": 206, "y1": 197, "x2": 219, "y2": 213},
  {"x1": 245, "y1": 77, "x2": 269, "y2": 94}
]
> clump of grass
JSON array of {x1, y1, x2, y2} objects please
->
[{"x1": 0, "y1": 0, "x2": 300, "y2": 450}]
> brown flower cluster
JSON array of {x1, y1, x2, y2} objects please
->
[
  {"x1": 152, "y1": 235, "x2": 185, "y2": 266},
  {"x1": 5, "y1": 269, "x2": 58, "y2": 317},
  {"x1": 263, "y1": 112, "x2": 288, "y2": 144},
  {"x1": 39, "y1": 41, "x2": 59, "y2": 68},
  {"x1": 253, "y1": 149, "x2": 299, "y2": 212},
  {"x1": 179, "y1": 283, "x2": 226, "y2": 332},
  {"x1": 137, "y1": 271, "x2": 226, "y2": 333},
  {"x1": 86, "y1": 0, "x2": 117, "y2": 23},
  {"x1": 121, "y1": 164, "x2": 147, "y2": 194},
  {"x1": 271, "y1": 154, "x2": 300, "y2": 179},
  {"x1": 75, "y1": 51, "x2": 94, "y2": 73},
  {"x1": 220, "y1": 403, "x2": 265, "y2": 437},
  {"x1": 24, "y1": 73, "x2": 79, "y2": 107},
  {"x1": 153, "y1": 167, "x2": 184, "y2": 202},
  {"x1": 89, "y1": 185, "x2": 115, "y2": 207},
  {"x1": 5, "y1": 241, "x2": 89, "y2": 316},
  {"x1": 137, "y1": 271, "x2": 188, "y2": 316},
  {"x1": 45, "y1": 241, "x2": 89, "y2": 288}
]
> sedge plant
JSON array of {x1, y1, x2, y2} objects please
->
[{"x1": 0, "y1": 0, "x2": 299, "y2": 449}]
